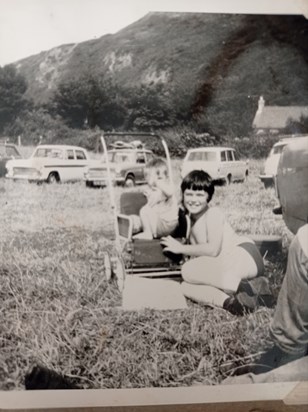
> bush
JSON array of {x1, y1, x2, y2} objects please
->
[{"x1": 223, "y1": 135, "x2": 282, "y2": 159}]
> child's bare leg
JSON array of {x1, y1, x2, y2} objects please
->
[{"x1": 133, "y1": 205, "x2": 157, "y2": 239}]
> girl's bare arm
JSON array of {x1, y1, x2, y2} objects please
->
[
  {"x1": 161, "y1": 208, "x2": 224, "y2": 257},
  {"x1": 155, "y1": 180, "x2": 174, "y2": 198}
]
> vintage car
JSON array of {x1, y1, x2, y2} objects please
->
[
  {"x1": 6, "y1": 144, "x2": 89, "y2": 183},
  {"x1": 0, "y1": 143, "x2": 22, "y2": 177},
  {"x1": 259, "y1": 137, "x2": 303, "y2": 188},
  {"x1": 180, "y1": 147, "x2": 249, "y2": 183},
  {"x1": 275, "y1": 135, "x2": 308, "y2": 234},
  {"x1": 84, "y1": 141, "x2": 154, "y2": 187}
]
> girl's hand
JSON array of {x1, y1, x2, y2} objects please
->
[
  {"x1": 160, "y1": 236, "x2": 183, "y2": 254},
  {"x1": 147, "y1": 188, "x2": 163, "y2": 206}
]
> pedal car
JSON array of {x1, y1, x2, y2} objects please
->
[{"x1": 100, "y1": 132, "x2": 189, "y2": 291}]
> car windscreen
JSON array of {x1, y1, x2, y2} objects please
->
[
  {"x1": 0, "y1": 146, "x2": 20, "y2": 157},
  {"x1": 187, "y1": 151, "x2": 217, "y2": 161},
  {"x1": 108, "y1": 152, "x2": 134, "y2": 163},
  {"x1": 272, "y1": 144, "x2": 287, "y2": 155},
  {"x1": 33, "y1": 148, "x2": 63, "y2": 159}
]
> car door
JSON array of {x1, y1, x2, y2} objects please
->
[
  {"x1": 226, "y1": 149, "x2": 237, "y2": 180},
  {"x1": 74, "y1": 149, "x2": 88, "y2": 181},
  {"x1": 232, "y1": 150, "x2": 244, "y2": 179},
  {"x1": 135, "y1": 151, "x2": 146, "y2": 183},
  {"x1": 220, "y1": 150, "x2": 228, "y2": 179},
  {"x1": 62, "y1": 149, "x2": 76, "y2": 182}
]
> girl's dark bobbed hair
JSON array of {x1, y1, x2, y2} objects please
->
[{"x1": 181, "y1": 170, "x2": 224, "y2": 203}]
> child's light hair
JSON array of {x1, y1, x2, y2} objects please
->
[{"x1": 145, "y1": 157, "x2": 168, "y2": 178}]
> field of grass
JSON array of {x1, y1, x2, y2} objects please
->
[{"x1": 0, "y1": 159, "x2": 292, "y2": 390}]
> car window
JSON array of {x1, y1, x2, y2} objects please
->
[
  {"x1": 145, "y1": 152, "x2": 154, "y2": 162},
  {"x1": 226, "y1": 150, "x2": 233, "y2": 161},
  {"x1": 75, "y1": 150, "x2": 86, "y2": 160},
  {"x1": 220, "y1": 151, "x2": 227, "y2": 162},
  {"x1": 202, "y1": 152, "x2": 216, "y2": 161},
  {"x1": 233, "y1": 151, "x2": 239, "y2": 161},
  {"x1": 273, "y1": 144, "x2": 287, "y2": 155},
  {"x1": 66, "y1": 150, "x2": 75, "y2": 160},
  {"x1": 109, "y1": 152, "x2": 134, "y2": 163},
  {"x1": 136, "y1": 153, "x2": 146, "y2": 163},
  {"x1": 2, "y1": 146, "x2": 19, "y2": 157},
  {"x1": 33, "y1": 148, "x2": 63, "y2": 158},
  {"x1": 187, "y1": 151, "x2": 215, "y2": 161},
  {"x1": 187, "y1": 152, "x2": 202, "y2": 161}
]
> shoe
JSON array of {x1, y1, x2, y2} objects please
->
[
  {"x1": 223, "y1": 295, "x2": 247, "y2": 316},
  {"x1": 233, "y1": 345, "x2": 303, "y2": 376},
  {"x1": 237, "y1": 277, "x2": 275, "y2": 308}
]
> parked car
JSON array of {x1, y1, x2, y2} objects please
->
[
  {"x1": 0, "y1": 143, "x2": 22, "y2": 177},
  {"x1": 84, "y1": 142, "x2": 154, "y2": 188},
  {"x1": 275, "y1": 136, "x2": 308, "y2": 234},
  {"x1": 6, "y1": 144, "x2": 89, "y2": 183},
  {"x1": 180, "y1": 147, "x2": 248, "y2": 183},
  {"x1": 259, "y1": 137, "x2": 304, "y2": 188}
]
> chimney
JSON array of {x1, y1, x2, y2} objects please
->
[{"x1": 257, "y1": 96, "x2": 265, "y2": 114}]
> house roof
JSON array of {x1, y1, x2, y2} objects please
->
[{"x1": 253, "y1": 106, "x2": 308, "y2": 129}]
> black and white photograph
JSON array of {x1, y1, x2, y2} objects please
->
[{"x1": 0, "y1": 0, "x2": 307, "y2": 408}]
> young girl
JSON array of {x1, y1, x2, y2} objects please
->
[
  {"x1": 161, "y1": 170, "x2": 264, "y2": 308},
  {"x1": 133, "y1": 157, "x2": 178, "y2": 239}
]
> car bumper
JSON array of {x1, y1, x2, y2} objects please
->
[
  {"x1": 6, "y1": 174, "x2": 45, "y2": 182},
  {"x1": 85, "y1": 177, "x2": 125, "y2": 186}
]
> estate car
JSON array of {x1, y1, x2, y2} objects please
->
[
  {"x1": 84, "y1": 144, "x2": 154, "y2": 187},
  {"x1": 259, "y1": 137, "x2": 304, "y2": 188},
  {"x1": 180, "y1": 147, "x2": 248, "y2": 183},
  {"x1": 6, "y1": 144, "x2": 89, "y2": 183},
  {"x1": 275, "y1": 136, "x2": 308, "y2": 234}
]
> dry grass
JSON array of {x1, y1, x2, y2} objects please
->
[{"x1": 0, "y1": 159, "x2": 291, "y2": 390}]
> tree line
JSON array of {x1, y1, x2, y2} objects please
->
[{"x1": 1, "y1": 65, "x2": 307, "y2": 154}]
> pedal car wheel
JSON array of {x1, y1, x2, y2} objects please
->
[
  {"x1": 124, "y1": 176, "x2": 135, "y2": 187},
  {"x1": 114, "y1": 256, "x2": 126, "y2": 292},
  {"x1": 103, "y1": 252, "x2": 112, "y2": 281}
]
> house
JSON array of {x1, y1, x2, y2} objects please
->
[{"x1": 252, "y1": 96, "x2": 308, "y2": 135}]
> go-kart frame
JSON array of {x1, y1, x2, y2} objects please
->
[{"x1": 0, "y1": 0, "x2": 307, "y2": 411}]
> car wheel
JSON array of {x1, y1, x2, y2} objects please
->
[
  {"x1": 47, "y1": 172, "x2": 60, "y2": 184},
  {"x1": 86, "y1": 181, "x2": 94, "y2": 188},
  {"x1": 226, "y1": 174, "x2": 232, "y2": 185},
  {"x1": 243, "y1": 170, "x2": 249, "y2": 182},
  {"x1": 124, "y1": 176, "x2": 135, "y2": 188}
]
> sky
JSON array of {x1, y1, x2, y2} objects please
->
[{"x1": 0, "y1": 0, "x2": 306, "y2": 66}]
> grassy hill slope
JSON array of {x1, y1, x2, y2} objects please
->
[{"x1": 12, "y1": 12, "x2": 308, "y2": 136}]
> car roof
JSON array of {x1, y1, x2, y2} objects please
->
[
  {"x1": 36, "y1": 144, "x2": 86, "y2": 150},
  {"x1": 0, "y1": 142, "x2": 18, "y2": 147},
  {"x1": 109, "y1": 148, "x2": 153, "y2": 153},
  {"x1": 187, "y1": 147, "x2": 234, "y2": 152},
  {"x1": 275, "y1": 135, "x2": 308, "y2": 146}
]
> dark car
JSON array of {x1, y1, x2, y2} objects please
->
[
  {"x1": 0, "y1": 143, "x2": 22, "y2": 177},
  {"x1": 275, "y1": 135, "x2": 308, "y2": 234},
  {"x1": 84, "y1": 142, "x2": 154, "y2": 188}
]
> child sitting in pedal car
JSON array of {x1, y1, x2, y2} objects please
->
[{"x1": 133, "y1": 157, "x2": 178, "y2": 240}]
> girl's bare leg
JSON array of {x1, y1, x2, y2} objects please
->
[
  {"x1": 181, "y1": 246, "x2": 258, "y2": 292},
  {"x1": 133, "y1": 205, "x2": 158, "y2": 239},
  {"x1": 181, "y1": 281, "x2": 228, "y2": 307}
]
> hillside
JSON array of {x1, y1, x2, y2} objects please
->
[{"x1": 12, "y1": 12, "x2": 308, "y2": 137}]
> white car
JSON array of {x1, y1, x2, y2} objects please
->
[
  {"x1": 6, "y1": 144, "x2": 89, "y2": 183},
  {"x1": 259, "y1": 136, "x2": 306, "y2": 188},
  {"x1": 180, "y1": 147, "x2": 249, "y2": 184}
]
